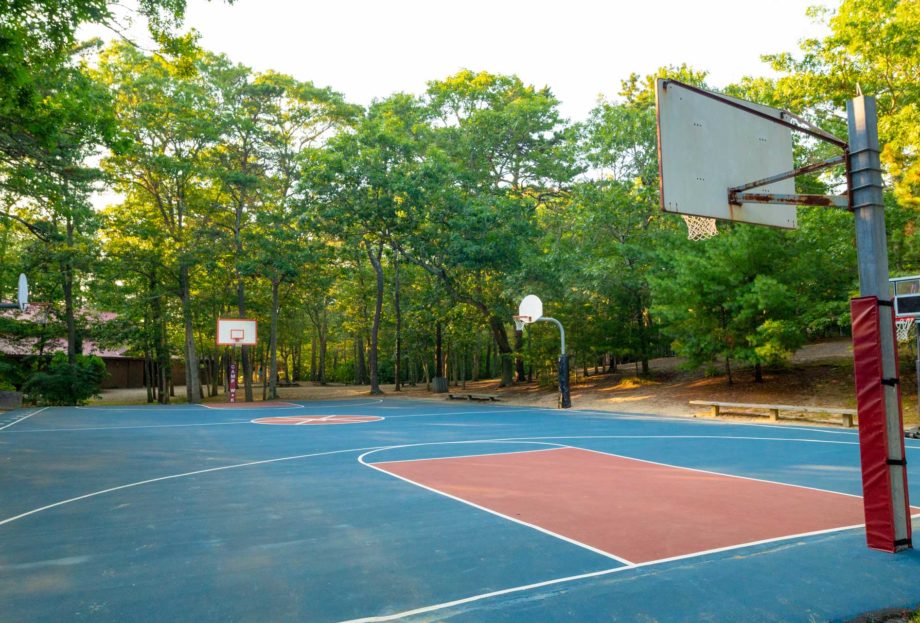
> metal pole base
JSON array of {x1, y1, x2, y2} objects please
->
[{"x1": 558, "y1": 355, "x2": 571, "y2": 409}]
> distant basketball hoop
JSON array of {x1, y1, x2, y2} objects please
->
[{"x1": 217, "y1": 318, "x2": 257, "y2": 346}]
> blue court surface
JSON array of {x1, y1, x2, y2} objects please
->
[{"x1": 3, "y1": 398, "x2": 920, "y2": 622}]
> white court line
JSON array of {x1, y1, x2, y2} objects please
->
[
  {"x1": 0, "y1": 420, "x2": 253, "y2": 434},
  {"x1": 359, "y1": 443, "x2": 633, "y2": 565},
  {"x1": 75, "y1": 406, "x2": 208, "y2": 412},
  {"x1": 335, "y1": 519, "x2": 893, "y2": 623},
  {"x1": 371, "y1": 446, "x2": 564, "y2": 465},
  {"x1": 570, "y1": 445, "x2": 866, "y2": 500},
  {"x1": 198, "y1": 399, "x2": 388, "y2": 410},
  {"x1": 381, "y1": 408, "x2": 536, "y2": 419},
  {"x1": 0, "y1": 445, "x2": 384, "y2": 528},
  {"x1": 0, "y1": 407, "x2": 48, "y2": 431},
  {"x1": 513, "y1": 433, "x2": 864, "y2": 447},
  {"x1": 200, "y1": 401, "x2": 304, "y2": 410}
]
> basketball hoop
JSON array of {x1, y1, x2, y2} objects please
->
[
  {"x1": 513, "y1": 315, "x2": 531, "y2": 331},
  {"x1": 896, "y1": 316, "x2": 914, "y2": 343},
  {"x1": 682, "y1": 215, "x2": 718, "y2": 241}
]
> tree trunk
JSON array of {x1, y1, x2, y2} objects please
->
[
  {"x1": 636, "y1": 299, "x2": 650, "y2": 375},
  {"x1": 152, "y1": 281, "x2": 170, "y2": 404},
  {"x1": 435, "y1": 322, "x2": 444, "y2": 377},
  {"x1": 754, "y1": 362, "x2": 763, "y2": 383},
  {"x1": 237, "y1": 277, "x2": 254, "y2": 402},
  {"x1": 62, "y1": 216, "x2": 77, "y2": 366},
  {"x1": 488, "y1": 316, "x2": 514, "y2": 387},
  {"x1": 179, "y1": 264, "x2": 201, "y2": 403},
  {"x1": 514, "y1": 327, "x2": 525, "y2": 382},
  {"x1": 393, "y1": 252, "x2": 402, "y2": 391},
  {"x1": 472, "y1": 330, "x2": 481, "y2": 382},
  {"x1": 318, "y1": 332, "x2": 327, "y2": 385},
  {"x1": 365, "y1": 241, "x2": 385, "y2": 395},
  {"x1": 268, "y1": 278, "x2": 281, "y2": 400},
  {"x1": 310, "y1": 334, "x2": 317, "y2": 382},
  {"x1": 355, "y1": 337, "x2": 366, "y2": 385},
  {"x1": 725, "y1": 356, "x2": 733, "y2": 386},
  {"x1": 460, "y1": 349, "x2": 466, "y2": 389},
  {"x1": 144, "y1": 353, "x2": 153, "y2": 403}
]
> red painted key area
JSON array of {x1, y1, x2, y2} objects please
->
[{"x1": 375, "y1": 447, "x2": 870, "y2": 564}]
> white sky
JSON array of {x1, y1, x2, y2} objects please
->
[{"x1": 89, "y1": 0, "x2": 831, "y2": 122}]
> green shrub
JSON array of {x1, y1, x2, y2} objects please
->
[{"x1": 23, "y1": 353, "x2": 107, "y2": 405}]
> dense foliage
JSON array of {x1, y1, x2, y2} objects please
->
[{"x1": 0, "y1": 0, "x2": 917, "y2": 403}]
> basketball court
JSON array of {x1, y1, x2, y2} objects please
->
[{"x1": 3, "y1": 398, "x2": 920, "y2": 622}]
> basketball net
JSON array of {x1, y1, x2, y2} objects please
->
[
  {"x1": 513, "y1": 315, "x2": 531, "y2": 331},
  {"x1": 682, "y1": 215, "x2": 718, "y2": 241},
  {"x1": 896, "y1": 317, "x2": 914, "y2": 343}
]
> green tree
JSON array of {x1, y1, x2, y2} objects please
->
[
  {"x1": 396, "y1": 70, "x2": 576, "y2": 387},
  {"x1": 97, "y1": 41, "x2": 220, "y2": 402}
]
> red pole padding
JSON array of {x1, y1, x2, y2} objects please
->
[{"x1": 850, "y1": 296, "x2": 911, "y2": 552}]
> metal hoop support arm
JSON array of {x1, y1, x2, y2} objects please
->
[{"x1": 535, "y1": 317, "x2": 566, "y2": 355}]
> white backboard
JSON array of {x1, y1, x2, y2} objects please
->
[
  {"x1": 17, "y1": 273, "x2": 28, "y2": 311},
  {"x1": 217, "y1": 318, "x2": 258, "y2": 346},
  {"x1": 518, "y1": 295, "x2": 543, "y2": 322},
  {"x1": 656, "y1": 79, "x2": 797, "y2": 229}
]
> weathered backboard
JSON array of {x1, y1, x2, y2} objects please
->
[
  {"x1": 656, "y1": 79, "x2": 797, "y2": 229},
  {"x1": 217, "y1": 318, "x2": 257, "y2": 346},
  {"x1": 891, "y1": 275, "x2": 920, "y2": 318}
]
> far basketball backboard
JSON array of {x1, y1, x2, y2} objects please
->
[
  {"x1": 656, "y1": 79, "x2": 797, "y2": 229},
  {"x1": 891, "y1": 275, "x2": 920, "y2": 318},
  {"x1": 217, "y1": 318, "x2": 257, "y2": 346},
  {"x1": 17, "y1": 273, "x2": 27, "y2": 311}
]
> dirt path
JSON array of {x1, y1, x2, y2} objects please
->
[{"x1": 91, "y1": 338, "x2": 920, "y2": 428}]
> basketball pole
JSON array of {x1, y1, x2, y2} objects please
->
[
  {"x1": 538, "y1": 317, "x2": 571, "y2": 409},
  {"x1": 850, "y1": 94, "x2": 911, "y2": 550}
]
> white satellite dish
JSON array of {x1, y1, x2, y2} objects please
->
[{"x1": 17, "y1": 273, "x2": 28, "y2": 311}]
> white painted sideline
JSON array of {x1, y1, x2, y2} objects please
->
[
  {"x1": 0, "y1": 420, "x2": 253, "y2": 434},
  {"x1": 0, "y1": 445, "x2": 383, "y2": 528},
  {"x1": 335, "y1": 519, "x2": 879, "y2": 623},
  {"x1": 0, "y1": 407, "x2": 47, "y2": 431}
]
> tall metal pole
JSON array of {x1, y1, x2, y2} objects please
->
[
  {"x1": 916, "y1": 328, "x2": 920, "y2": 422},
  {"x1": 539, "y1": 317, "x2": 571, "y2": 409},
  {"x1": 850, "y1": 95, "x2": 911, "y2": 550}
]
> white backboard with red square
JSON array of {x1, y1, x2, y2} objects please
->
[{"x1": 217, "y1": 318, "x2": 257, "y2": 346}]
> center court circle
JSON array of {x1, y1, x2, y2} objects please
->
[{"x1": 251, "y1": 415, "x2": 384, "y2": 426}]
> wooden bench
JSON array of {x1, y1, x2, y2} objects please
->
[
  {"x1": 688, "y1": 400, "x2": 857, "y2": 428},
  {"x1": 448, "y1": 393, "x2": 500, "y2": 402}
]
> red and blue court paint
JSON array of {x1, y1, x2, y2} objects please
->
[{"x1": 3, "y1": 398, "x2": 920, "y2": 622}]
